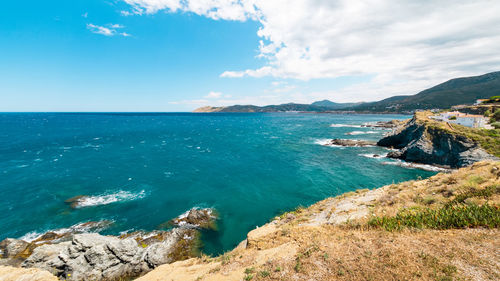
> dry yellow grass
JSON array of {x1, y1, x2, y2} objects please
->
[{"x1": 138, "y1": 161, "x2": 500, "y2": 281}]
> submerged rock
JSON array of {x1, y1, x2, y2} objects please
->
[
  {"x1": 64, "y1": 195, "x2": 86, "y2": 208},
  {"x1": 323, "y1": 139, "x2": 376, "y2": 147}
]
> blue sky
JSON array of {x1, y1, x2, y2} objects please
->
[{"x1": 1, "y1": 0, "x2": 499, "y2": 111}]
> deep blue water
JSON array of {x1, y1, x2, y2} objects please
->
[{"x1": 0, "y1": 113, "x2": 435, "y2": 254}]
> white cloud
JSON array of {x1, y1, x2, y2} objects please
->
[
  {"x1": 205, "y1": 91, "x2": 232, "y2": 98},
  {"x1": 87, "y1": 23, "x2": 131, "y2": 37},
  {"x1": 122, "y1": 0, "x2": 257, "y2": 20},
  {"x1": 123, "y1": 0, "x2": 500, "y2": 101},
  {"x1": 205, "y1": 91, "x2": 223, "y2": 98}
]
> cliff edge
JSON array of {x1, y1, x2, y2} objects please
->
[{"x1": 137, "y1": 161, "x2": 500, "y2": 281}]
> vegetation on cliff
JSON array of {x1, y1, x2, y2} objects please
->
[
  {"x1": 135, "y1": 161, "x2": 499, "y2": 281},
  {"x1": 417, "y1": 111, "x2": 500, "y2": 158},
  {"x1": 378, "y1": 111, "x2": 500, "y2": 167}
]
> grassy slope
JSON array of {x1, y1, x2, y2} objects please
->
[{"x1": 138, "y1": 161, "x2": 500, "y2": 281}]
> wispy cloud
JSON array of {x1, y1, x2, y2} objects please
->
[
  {"x1": 204, "y1": 91, "x2": 232, "y2": 99},
  {"x1": 87, "y1": 23, "x2": 131, "y2": 37}
]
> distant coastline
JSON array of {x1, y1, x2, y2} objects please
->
[{"x1": 194, "y1": 71, "x2": 500, "y2": 114}]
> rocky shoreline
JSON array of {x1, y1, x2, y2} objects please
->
[{"x1": 0, "y1": 208, "x2": 216, "y2": 280}]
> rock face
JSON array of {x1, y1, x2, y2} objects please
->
[
  {"x1": 21, "y1": 231, "x2": 196, "y2": 280},
  {"x1": 378, "y1": 116, "x2": 498, "y2": 168},
  {"x1": 0, "y1": 239, "x2": 29, "y2": 259},
  {"x1": 1, "y1": 208, "x2": 217, "y2": 281},
  {"x1": 324, "y1": 139, "x2": 376, "y2": 147}
]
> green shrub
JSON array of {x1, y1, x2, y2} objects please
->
[
  {"x1": 492, "y1": 109, "x2": 500, "y2": 122},
  {"x1": 449, "y1": 116, "x2": 457, "y2": 120},
  {"x1": 368, "y1": 204, "x2": 500, "y2": 231},
  {"x1": 445, "y1": 185, "x2": 500, "y2": 207},
  {"x1": 259, "y1": 270, "x2": 270, "y2": 277},
  {"x1": 491, "y1": 122, "x2": 500, "y2": 129}
]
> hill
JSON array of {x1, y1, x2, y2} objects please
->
[
  {"x1": 194, "y1": 103, "x2": 332, "y2": 113},
  {"x1": 353, "y1": 71, "x2": 500, "y2": 112},
  {"x1": 310, "y1": 100, "x2": 362, "y2": 109},
  {"x1": 193, "y1": 71, "x2": 500, "y2": 113}
]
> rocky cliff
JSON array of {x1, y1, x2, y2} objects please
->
[{"x1": 378, "y1": 112, "x2": 499, "y2": 168}]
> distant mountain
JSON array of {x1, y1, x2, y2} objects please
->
[
  {"x1": 311, "y1": 100, "x2": 363, "y2": 109},
  {"x1": 352, "y1": 71, "x2": 500, "y2": 112},
  {"x1": 193, "y1": 103, "x2": 332, "y2": 113},
  {"x1": 193, "y1": 71, "x2": 500, "y2": 113}
]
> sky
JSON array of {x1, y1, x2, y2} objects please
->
[{"x1": 1, "y1": 0, "x2": 500, "y2": 112}]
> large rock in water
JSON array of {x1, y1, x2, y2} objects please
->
[
  {"x1": 323, "y1": 139, "x2": 376, "y2": 147},
  {"x1": 378, "y1": 115, "x2": 499, "y2": 168}
]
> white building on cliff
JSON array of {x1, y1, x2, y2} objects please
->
[{"x1": 431, "y1": 111, "x2": 488, "y2": 128}]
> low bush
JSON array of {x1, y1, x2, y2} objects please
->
[{"x1": 368, "y1": 204, "x2": 500, "y2": 231}]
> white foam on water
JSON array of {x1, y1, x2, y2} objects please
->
[
  {"x1": 330, "y1": 124, "x2": 362, "y2": 128},
  {"x1": 19, "y1": 231, "x2": 43, "y2": 242},
  {"x1": 74, "y1": 190, "x2": 147, "y2": 208},
  {"x1": 313, "y1": 138, "x2": 332, "y2": 146},
  {"x1": 382, "y1": 160, "x2": 450, "y2": 172},
  {"x1": 19, "y1": 220, "x2": 112, "y2": 242},
  {"x1": 359, "y1": 153, "x2": 387, "y2": 159},
  {"x1": 345, "y1": 131, "x2": 379, "y2": 135}
]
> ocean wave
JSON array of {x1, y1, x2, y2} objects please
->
[
  {"x1": 313, "y1": 138, "x2": 337, "y2": 146},
  {"x1": 330, "y1": 124, "x2": 362, "y2": 128},
  {"x1": 72, "y1": 190, "x2": 147, "y2": 208},
  {"x1": 359, "y1": 153, "x2": 387, "y2": 159},
  {"x1": 345, "y1": 131, "x2": 379, "y2": 135},
  {"x1": 382, "y1": 160, "x2": 450, "y2": 172},
  {"x1": 19, "y1": 220, "x2": 112, "y2": 242}
]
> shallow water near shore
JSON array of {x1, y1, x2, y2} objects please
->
[{"x1": 0, "y1": 113, "x2": 436, "y2": 255}]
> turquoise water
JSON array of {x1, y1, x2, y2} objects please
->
[{"x1": 0, "y1": 113, "x2": 435, "y2": 254}]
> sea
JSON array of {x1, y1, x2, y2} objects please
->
[{"x1": 0, "y1": 113, "x2": 437, "y2": 255}]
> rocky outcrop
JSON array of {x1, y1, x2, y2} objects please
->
[
  {"x1": 0, "y1": 208, "x2": 217, "y2": 281},
  {"x1": 323, "y1": 139, "x2": 376, "y2": 147},
  {"x1": 21, "y1": 230, "x2": 196, "y2": 280},
  {"x1": 378, "y1": 115, "x2": 498, "y2": 168},
  {"x1": 168, "y1": 208, "x2": 217, "y2": 230},
  {"x1": 361, "y1": 120, "x2": 404, "y2": 129}
]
